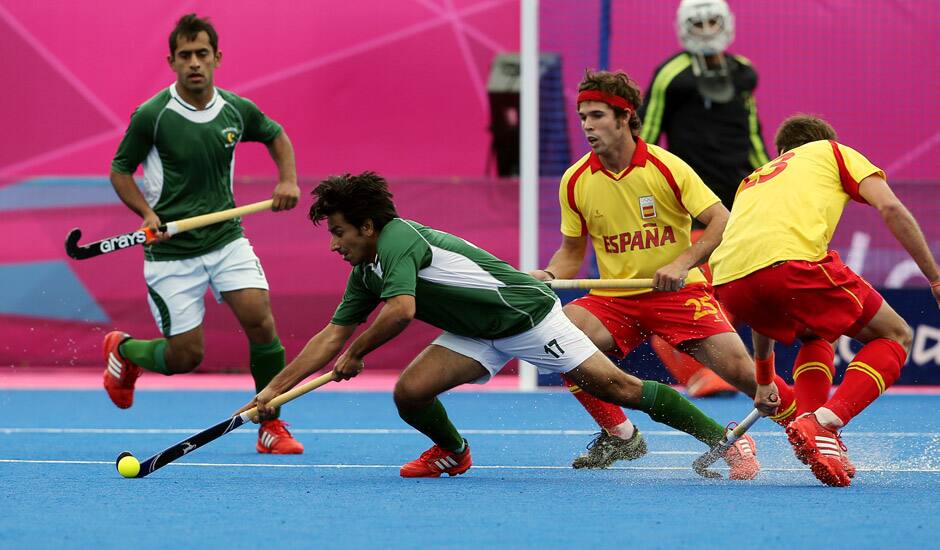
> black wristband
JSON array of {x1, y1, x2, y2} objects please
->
[{"x1": 542, "y1": 269, "x2": 556, "y2": 280}]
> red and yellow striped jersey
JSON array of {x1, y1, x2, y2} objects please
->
[
  {"x1": 559, "y1": 138, "x2": 721, "y2": 296},
  {"x1": 710, "y1": 140, "x2": 884, "y2": 285}
]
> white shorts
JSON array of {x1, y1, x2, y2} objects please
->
[
  {"x1": 432, "y1": 302, "x2": 599, "y2": 384},
  {"x1": 143, "y1": 238, "x2": 269, "y2": 336}
]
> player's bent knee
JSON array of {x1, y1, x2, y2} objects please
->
[
  {"x1": 895, "y1": 322, "x2": 913, "y2": 350},
  {"x1": 392, "y1": 380, "x2": 435, "y2": 411}
]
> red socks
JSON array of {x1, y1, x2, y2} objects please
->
[
  {"x1": 825, "y1": 338, "x2": 906, "y2": 425},
  {"x1": 562, "y1": 374, "x2": 627, "y2": 430},
  {"x1": 650, "y1": 335, "x2": 701, "y2": 384},
  {"x1": 768, "y1": 373, "x2": 797, "y2": 426},
  {"x1": 793, "y1": 338, "x2": 836, "y2": 415}
]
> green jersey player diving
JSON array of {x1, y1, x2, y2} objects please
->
[{"x1": 239, "y1": 171, "x2": 761, "y2": 479}]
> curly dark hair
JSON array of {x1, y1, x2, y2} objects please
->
[
  {"x1": 309, "y1": 172, "x2": 398, "y2": 231},
  {"x1": 577, "y1": 69, "x2": 644, "y2": 137},
  {"x1": 774, "y1": 114, "x2": 838, "y2": 154},
  {"x1": 169, "y1": 14, "x2": 219, "y2": 56}
]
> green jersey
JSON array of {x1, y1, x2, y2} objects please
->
[
  {"x1": 111, "y1": 85, "x2": 283, "y2": 260},
  {"x1": 332, "y1": 219, "x2": 558, "y2": 339}
]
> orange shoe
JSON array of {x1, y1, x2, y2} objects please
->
[
  {"x1": 723, "y1": 433, "x2": 760, "y2": 480},
  {"x1": 257, "y1": 419, "x2": 305, "y2": 454},
  {"x1": 400, "y1": 439, "x2": 472, "y2": 478},
  {"x1": 102, "y1": 331, "x2": 142, "y2": 409},
  {"x1": 786, "y1": 414, "x2": 851, "y2": 487},
  {"x1": 686, "y1": 368, "x2": 737, "y2": 398}
]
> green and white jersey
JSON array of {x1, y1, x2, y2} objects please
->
[
  {"x1": 332, "y1": 219, "x2": 558, "y2": 339},
  {"x1": 111, "y1": 85, "x2": 283, "y2": 260}
]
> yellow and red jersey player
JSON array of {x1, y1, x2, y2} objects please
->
[
  {"x1": 711, "y1": 114, "x2": 940, "y2": 486},
  {"x1": 532, "y1": 69, "x2": 792, "y2": 468}
]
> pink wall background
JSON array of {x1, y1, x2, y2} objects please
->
[
  {"x1": 1, "y1": 1, "x2": 938, "y2": 180},
  {"x1": 1, "y1": 0, "x2": 938, "y2": 371},
  {"x1": 0, "y1": 0, "x2": 518, "y2": 179}
]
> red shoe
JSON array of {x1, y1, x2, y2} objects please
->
[
  {"x1": 788, "y1": 420, "x2": 856, "y2": 478},
  {"x1": 102, "y1": 331, "x2": 141, "y2": 409},
  {"x1": 400, "y1": 440, "x2": 472, "y2": 478},
  {"x1": 686, "y1": 368, "x2": 737, "y2": 398},
  {"x1": 257, "y1": 419, "x2": 305, "y2": 454},
  {"x1": 723, "y1": 433, "x2": 760, "y2": 480},
  {"x1": 842, "y1": 442, "x2": 857, "y2": 479},
  {"x1": 786, "y1": 414, "x2": 851, "y2": 487}
]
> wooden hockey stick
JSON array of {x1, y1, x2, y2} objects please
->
[
  {"x1": 65, "y1": 199, "x2": 273, "y2": 260},
  {"x1": 546, "y1": 278, "x2": 658, "y2": 289}
]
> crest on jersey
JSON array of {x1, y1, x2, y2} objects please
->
[
  {"x1": 639, "y1": 195, "x2": 657, "y2": 219},
  {"x1": 220, "y1": 127, "x2": 241, "y2": 148}
]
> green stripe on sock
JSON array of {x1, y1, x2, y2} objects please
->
[
  {"x1": 398, "y1": 398, "x2": 463, "y2": 452},
  {"x1": 119, "y1": 338, "x2": 170, "y2": 375},
  {"x1": 639, "y1": 381, "x2": 725, "y2": 446},
  {"x1": 250, "y1": 337, "x2": 285, "y2": 419}
]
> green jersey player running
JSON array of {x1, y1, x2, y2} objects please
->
[
  {"x1": 239, "y1": 172, "x2": 759, "y2": 479},
  {"x1": 103, "y1": 13, "x2": 304, "y2": 454}
]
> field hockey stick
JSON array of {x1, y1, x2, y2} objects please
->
[
  {"x1": 66, "y1": 199, "x2": 274, "y2": 260},
  {"x1": 117, "y1": 371, "x2": 336, "y2": 479},
  {"x1": 691, "y1": 408, "x2": 761, "y2": 479},
  {"x1": 546, "y1": 278, "x2": 662, "y2": 289}
]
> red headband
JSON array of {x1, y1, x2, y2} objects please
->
[{"x1": 577, "y1": 90, "x2": 634, "y2": 112}]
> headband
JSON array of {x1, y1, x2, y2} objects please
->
[{"x1": 576, "y1": 90, "x2": 635, "y2": 112}]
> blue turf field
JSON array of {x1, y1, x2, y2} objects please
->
[{"x1": 2, "y1": 389, "x2": 939, "y2": 548}]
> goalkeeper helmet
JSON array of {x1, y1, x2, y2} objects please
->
[{"x1": 676, "y1": 0, "x2": 735, "y2": 55}]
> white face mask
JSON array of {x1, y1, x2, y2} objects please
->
[{"x1": 676, "y1": 0, "x2": 735, "y2": 55}]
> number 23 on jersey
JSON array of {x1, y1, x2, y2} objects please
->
[{"x1": 737, "y1": 152, "x2": 795, "y2": 196}]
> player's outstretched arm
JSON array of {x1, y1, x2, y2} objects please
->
[
  {"x1": 335, "y1": 295, "x2": 416, "y2": 380},
  {"x1": 265, "y1": 131, "x2": 300, "y2": 211},
  {"x1": 537, "y1": 235, "x2": 589, "y2": 281},
  {"x1": 245, "y1": 322, "x2": 357, "y2": 418},
  {"x1": 860, "y1": 175, "x2": 940, "y2": 307}
]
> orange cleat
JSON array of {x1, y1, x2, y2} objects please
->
[
  {"x1": 723, "y1": 433, "x2": 760, "y2": 480},
  {"x1": 786, "y1": 414, "x2": 851, "y2": 487},
  {"x1": 400, "y1": 439, "x2": 472, "y2": 478},
  {"x1": 686, "y1": 368, "x2": 737, "y2": 398},
  {"x1": 256, "y1": 419, "x2": 305, "y2": 454},
  {"x1": 102, "y1": 331, "x2": 142, "y2": 409}
]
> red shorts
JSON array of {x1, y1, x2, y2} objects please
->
[
  {"x1": 570, "y1": 283, "x2": 736, "y2": 359},
  {"x1": 714, "y1": 251, "x2": 883, "y2": 345}
]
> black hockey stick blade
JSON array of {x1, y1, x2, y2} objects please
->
[
  {"x1": 130, "y1": 412, "x2": 251, "y2": 478},
  {"x1": 65, "y1": 227, "x2": 152, "y2": 260}
]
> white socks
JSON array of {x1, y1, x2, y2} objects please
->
[
  {"x1": 814, "y1": 407, "x2": 845, "y2": 430},
  {"x1": 608, "y1": 420, "x2": 636, "y2": 440}
]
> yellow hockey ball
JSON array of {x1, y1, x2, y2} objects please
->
[{"x1": 116, "y1": 452, "x2": 140, "y2": 478}]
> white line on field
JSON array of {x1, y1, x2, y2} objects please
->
[
  {"x1": 1, "y1": 459, "x2": 939, "y2": 474},
  {"x1": 2, "y1": 427, "x2": 939, "y2": 438}
]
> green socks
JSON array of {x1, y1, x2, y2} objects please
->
[
  {"x1": 119, "y1": 338, "x2": 169, "y2": 375},
  {"x1": 638, "y1": 380, "x2": 725, "y2": 446},
  {"x1": 250, "y1": 337, "x2": 286, "y2": 419},
  {"x1": 398, "y1": 398, "x2": 464, "y2": 452}
]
